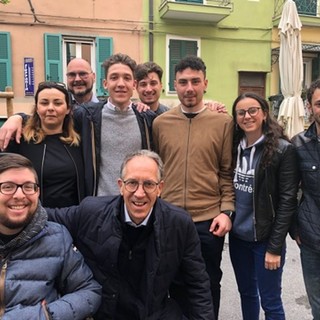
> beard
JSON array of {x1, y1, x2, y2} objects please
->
[
  {"x1": 69, "y1": 84, "x2": 93, "y2": 98},
  {"x1": 0, "y1": 210, "x2": 34, "y2": 232}
]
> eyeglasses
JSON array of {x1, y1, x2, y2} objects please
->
[
  {"x1": 122, "y1": 179, "x2": 159, "y2": 194},
  {"x1": 0, "y1": 182, "x2": 39, "y2": 195},
  {"x1": 235, "y1": 107, "x2": 261, "y2": 117},
  {"x1": 66, "y1": 72, "x2": 92, "y2": 80},
  {"x1": 38, "y1": 81, "x2": 67, "y2": 90}
]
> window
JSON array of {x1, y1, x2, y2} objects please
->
[
  {"x1": 295, "y1": 0, "x2": 317, "y2": 16},
  {"x1": 44, "y1": 34, "x2": 113, "y2": 96},
  {"x1": 0, "y1": 32, "x2": 12, "y2": 92},
  {"x1": 168, "y1": 38, "x2": 199, "y2": 92}
]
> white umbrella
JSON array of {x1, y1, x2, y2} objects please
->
[{"x1": 277, "y1": 0, "x2": 305, "y2": 139}]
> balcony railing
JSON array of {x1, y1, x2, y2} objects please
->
[{"x1": 159, "y1": 0, "x2": 233, "y2": 24}]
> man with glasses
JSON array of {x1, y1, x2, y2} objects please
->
[
  {"x1": 0, "y1": 153, "x2": 101, "y2": 318},
  {"x1": 46, "y1": 149, "x2": 214, "y2": 320},
  {"x1": 153, "y1": 55, "x2": 234, "y2": 319},
  {"x1": 66, "y1": 57, "x2": 100, "y2": 107}
]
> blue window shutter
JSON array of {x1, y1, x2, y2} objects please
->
[
  {"x1": 169, "y1": 39, "x2": 198, "y2": 91},
  {"x1": 96, "y1": 37, "x2": 113, "y2": 96},
  {"x1": 0, "y1": 32, "x2": 12, "y2": 92},
  {"x1": 44, "y1": 33, "x2": 62, "y2": 82}
]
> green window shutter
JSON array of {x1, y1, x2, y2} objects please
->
[
  {"x1": 0, "y1": 32, "x2": 12, "y2": 92},
  {"x1": 96, "y1": 37, "x2": 113, "y2": 96},
  {"x1": 168, "y1": 39, "x2": 198, "y2": 91},
  {"x1": 312, "y1": 54, "x2": 320, "y2": 82},
  {"x1": 44, "y1": 33, "x2": 62, "y2": 82}
]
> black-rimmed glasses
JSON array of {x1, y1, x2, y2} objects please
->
[
  {"x1": 122, "y1": 179, "x2": 159, "y2": 194},
  {"x1": 235, "y1": 107, "x2": 261, "y2": 117},
  {"x1": 0, "y1": 182, "x2": 39, "y2": 195},
  {"x1": 66, "y1": 72, "x2": 92, "y2": 80}
]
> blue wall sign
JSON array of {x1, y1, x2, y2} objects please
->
[{"x1": 24, "y1": 57, "x2": 35, "y2": 96}]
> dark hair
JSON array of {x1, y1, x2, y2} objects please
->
[
  {"x1": 232, "y1": 92, "x2": 289, "y2": 169},
  {"x1": 174, "y1": 55, "x2": 206, "y2": 78},
  {"x1": 0, "y1": 153, "x2": 38, "y2": 183},
  {"x1": 24, "y1": 82, "x2": 80, "y2": 146},
  {"x1": 134, "y1": 62, "x2": 163, "y2": 83},
  {"x1": 102, "y1": 53, "x2": 137, "y2": 78},
  {"x1": 307, "y1": 79, "x2": 320, "y2": 104},
  {"x1": 120, "y1": 150, "x2": 164, "y2": 181}
]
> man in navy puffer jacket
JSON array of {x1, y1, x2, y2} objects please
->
[{"x1": 0, "y1": 153, "x2": 101, "y2": 319}]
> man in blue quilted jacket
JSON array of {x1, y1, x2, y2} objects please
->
[{"x1": 0, "y1": 153, "x2": 101, "y2": 319}]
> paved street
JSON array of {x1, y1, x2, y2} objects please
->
[{"x1": 220, "y1": 235, "x2": 312, "y2": 319}]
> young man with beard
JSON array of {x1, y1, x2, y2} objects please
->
[
  {"x1": 0, "y1": 153, "x2": 101, "y2": 319},
  {"x1": 153, "y1": 55, "x2": 235, "y2": 319},
  {"x1": 291, "y1": 79, "x2": 320, "y2": 320}
]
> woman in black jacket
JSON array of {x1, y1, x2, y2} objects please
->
[
  {"x1": 230, "y1": 92, "x2": 299, "y2": 320},
  {"x1": 5, "y1": 81, "x2": 86, "y2": 207}
]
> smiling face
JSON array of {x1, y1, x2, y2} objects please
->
[
  {"x1": 66, "y1": 58, "x2": 95, "y2": 103},
  {"x1": 117, "y1": 156, "x2": 163, "y2": 225},
  {"x1": 174, "y1": 67, "x2": 208, "y2": 113},
  {"x1": 36, "y1": 88, "x2": 70, "y2": 134},
  {"x1": 136, "y1": 72, "x2": 162, "y2": 111},
  {"x1": 103, "y1": 63, "x2": 135, "y2": 110},
  {"x1": 235, "y1": 97, "x2": 267, "y2": 143},
  {"x1": 0, "y1": 168, "x2": 39, "y2": 235}
]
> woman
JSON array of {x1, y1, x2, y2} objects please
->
[
  {"x1": 230, "y1": 92, "x2": 298, "y2": 320},
  {"x1": 6, "y1": 81, "x2": 86, "y2": 207}
]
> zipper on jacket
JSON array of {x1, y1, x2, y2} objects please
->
[
  {"x1": 40, "y1": 144, "x2": 46, "y2": 204},
  {"x1": 0, "y1": 261, "x2": 8, "y2": 317},
  {"x1": 183, "y1": 118, "x2": 192, "y2": 210},
  {"x1": 128, "y1": 250, "x2": 132, "y2": 260}
]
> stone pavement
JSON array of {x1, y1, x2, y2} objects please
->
[{"x1": 219, "y1": 235, "x2": 313, "y2": 319}]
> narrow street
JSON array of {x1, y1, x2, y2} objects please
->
[{"x1": 220, "y1": 235, "x2": 312, "y2": 319}]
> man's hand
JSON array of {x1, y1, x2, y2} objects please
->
[
  {"x1": 136, "y1": 101, "x2": 151, "y2": 113},
  {"x1": 264, "y1": 252, "x2": 281, "y2": 270},
  {"x1": 0, "y1": 115, "x2": 24, "y2": 150},
  {"x1": 209, "y1": 213, "x2": 232, "y2": 237},
  {"x1": 205, "y1": 101, "x2": 228, "y2": 114}
]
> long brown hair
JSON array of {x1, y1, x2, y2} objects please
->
[
  {"x1": 232, "y1": 92, "x2": 289, "y2": 169},
  {"x1": 23, "y1": 82, "x2": 80, "y2": 146}
]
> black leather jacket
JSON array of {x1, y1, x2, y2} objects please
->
[
  {"x1": 252, "y1": 138, "x2": 298, "y2": 255},
  {"x1": 291, "y1": 122, "x2": 320, "y2": 251}
]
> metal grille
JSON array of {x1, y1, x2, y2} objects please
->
[{"x1": 294, "y1": 0, "x2": 317, "y2": 16}]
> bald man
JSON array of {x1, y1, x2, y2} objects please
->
[{"x1": 66, "y1": 58, "x2": 100, "y2": 107}]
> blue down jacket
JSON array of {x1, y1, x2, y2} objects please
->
[
  {"x1": 0, "y1": 205, "x2": 101, "y2": 320},
  {"x1": 47, "y1": 195, "x2": 214, "y2": 320}
]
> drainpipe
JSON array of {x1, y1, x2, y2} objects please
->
[{"x1": 149, "y1": 0, "x2": 154, "y2": 61}]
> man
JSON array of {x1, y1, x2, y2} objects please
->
[
  {"x1": 47, "y1": 149, "x2": 214, "y2": 320},
  {"x1": 135, "y1": 62, "x2": 169, "y2": 115},
  {"x1": 153, "y1": 55, "x2": 235, "y2": 319},
  {"x1": 0, "y1": 153, "x2": 101, "y2": 319},
  {"x1": 0, "y1": 53, "x2": 156, "y2": 197},
  {"x1": 291, "y1": 79, "x2": 320, "y2": 320},
  {"x1": 66, "y1": 57, "x2": 100, "y2": 107}
]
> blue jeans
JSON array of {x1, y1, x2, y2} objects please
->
[
  {"x1": 229, "y1": 234, "x2": 286, "y2": 320},
  {"x1": 300, "y1": 244, "x2": 320, "y2": 320}
]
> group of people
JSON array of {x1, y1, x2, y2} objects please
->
[{"x1": 0, "y1": 53, "x2": 318, "y2": 320}]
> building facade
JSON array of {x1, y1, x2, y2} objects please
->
[{"x1": 1, "y1": 0, "x2": 320, "y2": 117}]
